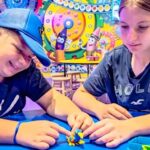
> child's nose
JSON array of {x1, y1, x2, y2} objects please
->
[{"x1": 127, "y1": 29, "x2": 138, "y2": 43}]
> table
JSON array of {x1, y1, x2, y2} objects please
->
[
  {"x1": 1, "y1": 110, "x2": 150, "y2": 150},
  {"x1": 57, "y1": 60, "x2": 100, "y2": 76}
]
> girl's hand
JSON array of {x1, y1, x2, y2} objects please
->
[
  {"x1": 83, "y1": 118, "x2": 135, "y2": 148},
  {"x1": 67, "y1": 111, "x2": 93, "y2": 133}
]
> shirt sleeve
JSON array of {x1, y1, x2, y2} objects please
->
[
  {"x1": 83, "y1": 52, "x2": 113, "y2": 97},
  {"x1": 25, "y1": 63, "x2": 52, "y2": 101}
]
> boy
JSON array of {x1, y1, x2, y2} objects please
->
[{"x1": 0, "y1": 8, "x2": 93, "y2": 149}]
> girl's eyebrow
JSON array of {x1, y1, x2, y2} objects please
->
[
  {"x1": 119, "y1": 21, "x2": 127, "y2": 24},
  {"x1": 138, "y1": 21, "x2": 150, "y2": 24},
  {"x1": 120, "y1": 20, "x2": 150, "y2": 24}
]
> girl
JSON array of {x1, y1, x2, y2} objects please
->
[{"x1": 73, "y1": 0, "x2": 150, "y2": 147}]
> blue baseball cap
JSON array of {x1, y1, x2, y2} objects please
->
[{"x1": 0, "y1": 8, "x2": 51, "y2": 66}]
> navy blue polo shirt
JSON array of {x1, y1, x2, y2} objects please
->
[
  {"x1": 0, "y1": 62, "x2": 51, "y2": 117},
  {"x1": 84, "y1": 45, "x2": 150, "y2": 111}
]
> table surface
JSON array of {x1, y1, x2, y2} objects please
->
[{"x1": 1, "y1": 110, "x2": 150, "y2": 150}]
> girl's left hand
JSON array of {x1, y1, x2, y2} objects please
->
[
  {"x1": 83, "y1": 118, "x2": 135, "y2": 148},
  {"x1": 67, "y1": 111, "x2": 93, "y2": 132}
]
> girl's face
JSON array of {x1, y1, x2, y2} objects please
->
[
  {"x1": 0, "y1": 30, "x2": 34, "y2": 80},
  {"x1": 119, "y1": 6, "x2": 150, "y2": 55}
]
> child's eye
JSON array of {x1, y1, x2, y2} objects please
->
[
  {"x1": 137, "y1": 26, "x2": 149, "y2": 32},
  {"x1": 17, "y1": 49, "x2": 24, "y2": 56},
  {"x1": 27, "y1": 56, "x2": 32, "y2": 60},
  {"x1": 120, "y1": 25, "x2": 129, "y2": 29},
  {"x1": 16, "y1": 49, "x2": 22, "y2": 54},
  {"x1": 139, "y1": 26, "x2": 148, "y2": 29}
]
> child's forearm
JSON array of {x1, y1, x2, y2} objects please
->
[
  {"x1": 46, "y1": 89, "x2": 81, "y2": 121},
  {"x1": 0, "y1": 119, "x2": 18, "y2": 144},
  {"x1": 128, "y1": 114, "x2": 150, "y2": 136},
  {"x1": 72, "y1": 86, "x2": 104, "y2": 117}
]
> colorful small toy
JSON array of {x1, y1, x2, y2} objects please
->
[{"x1": 67, "y1": 129, "x2": 85, "y2": 146}]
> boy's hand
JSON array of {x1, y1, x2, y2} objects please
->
[
  {"x1": 16, "y1": 120, "x2": 70, "y2": 150},
  {"x1": 83, "y1": 119, "x2": 134, "y2": 148},
  {"x1": 67, "y1": 111, "x2": 93, "y2": 133},
  {"x1": 97, "y1": 103, "x2": 132, "y2": 120}
]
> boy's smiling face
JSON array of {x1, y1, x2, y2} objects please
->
[{"x1": 0, "y1": 28, "x2": 34, "y2": 81}]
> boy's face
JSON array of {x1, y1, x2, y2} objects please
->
[
  {"x1": 0, "y1": 30, "x2": 34, "y2": 79},
  {"x1": 119, "y1": 6, "x2": 150, "y2": 55}
]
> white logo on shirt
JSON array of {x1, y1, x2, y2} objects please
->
[
  {"x1": 131, "y1": 99, "x2": 144, "y2": 105},
  {"x1": 0, "y1": 99, "x2": 4, "y2": 111},
  {"x1": 0, "y1": 95, "x2": 19, "y2": 117}
]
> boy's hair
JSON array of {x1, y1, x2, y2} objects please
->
[{"x1": 119, "y1": 0, "x2": 150, "y2": 15}]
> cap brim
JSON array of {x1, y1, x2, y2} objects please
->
[{"x1": 19, "y1": 32, "x2": 51, "y2": 67}]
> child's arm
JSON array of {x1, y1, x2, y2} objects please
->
[
  {"x1": 83, "y1": 114, "x2": 150, "y2": 148},
  {"x1": 72, "y1": 85, "x2": 132, "y2": 120},
  {"x1": 0, "y1": 118, "x2": 70, "y2": 149},
  {"x1": 128, "y1": 114, "x2": 150, "y2": 136},
  {"x1": 37, "y1": 87, "x2": 93, "y2": 131},
  {"x1": 0, "y1": 119, "x2": 18, "y2": 143}
]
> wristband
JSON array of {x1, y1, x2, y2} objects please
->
[{"x1": 13, "y1": 122, "x2": 22, "y2": 144}]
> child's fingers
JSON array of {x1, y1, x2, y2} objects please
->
[
  {"x1": 40, "y1": 136, "x2": 56, "y2": 145},
  {"x1": 71, "y1": 117, "x2": 84, "y2": 133},
  {"x1": 67, "y1": 113, "x2": 84, "y2": 132},
  {"x1": 57, "y1": 126, "x2": 71, "y2": 136},
  {"x1": 83, "y1": 122, "x2": 104, "y2": 137},
  {"x1": 106, "y1": 105, "x2": 131, "y2": 120},
  {"x1": 34, "y1": 142, "x2": 50, "y2": 150},
  {"x1": 109, "y1": 109, "x2": 129, "y2": 120},
  {"x1": 68, "y1": 112, "x2": 93, "y2": 133},
  {"x1": 114, "y1": 105, "x2": 133, "y2": 119},
  {"x1": 80, "y1": 118, "x2": 93, "y2": 131},
  {"x1": 46, "y1": 128, "x2": 59, "y2": 139},
  {"x1": 49, "y1": 122, "x2": 71, "y2": 136}
]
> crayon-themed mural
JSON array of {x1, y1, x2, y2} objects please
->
[
  {"x1": 40, "y1": 0, "x2": 122, "y2": 73},
  {"x1": 40, "y1": 0, "x2": 122, "y2": 62},
  {"x1": 0, "y1": 0, "x2": 122, "y2": 74}
]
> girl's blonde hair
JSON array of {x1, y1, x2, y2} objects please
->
[{"x1": 119, "y1": 0, "x2": 150, "y2": 15}]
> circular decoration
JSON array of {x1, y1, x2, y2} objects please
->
[
  {"x1": 80, "y1": 4, "x2": 86, "y2": 11},
  {"x1": 98, "y1": 5, "x2": 104, "y2": 12},
  {"x1": 0, "y1": 0, "x2": 42, "y2": 12},
  {"x1": 53, "y1": 0, "x2": 112, "y2": 13},
  {"x1": 44, "y1": 3, "x2": 95, "y2": 52},
  {"x1": 101, "y1": 31, "x2": 115, "y2": 50},
  {"x1": 64, "y1": 19, "x2": 74, "y2": 29},
  {"x1": 104, "y1": 4, "x2": 111, "y2": 12}
]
